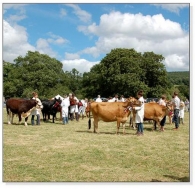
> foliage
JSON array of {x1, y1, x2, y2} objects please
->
[
  {"x1": 3, "y1": 49, "x2": 189, "y2": 100},
  {"x1": 83, "y1": 48, "x2": 169, "y2": 98},
  {"x1": 3, "y1": 51, "x2": 83, "y2": 99}
]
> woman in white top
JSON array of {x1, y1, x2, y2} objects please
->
[
  {"x1": 132, "y1": 90, "x2": 145, "y2": 136},
  {"x1": 179, "y1": 100, "x2": 185, "y2": 124}
]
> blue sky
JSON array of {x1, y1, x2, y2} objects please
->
[{"x1": 2, "y1": 1, "x2": 191, "y2": 73}]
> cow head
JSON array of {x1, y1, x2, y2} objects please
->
[
  {"x1": 53, "y1": 98, "x2": 62, "y2": 109},
  {"x1": 127, "y1": 97, "x2": 142, "y2": 107}
]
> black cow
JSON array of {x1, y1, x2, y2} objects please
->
[
  {"x1": 6, "y1": 98, "x2": 39, "y2": 126},
  {"x1": 41, "y1": 98, "x2": 62, "y2": 123}
]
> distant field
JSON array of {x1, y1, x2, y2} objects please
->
[{"x1": 3, "y1": 108, "x2": 190, "y2": 182}]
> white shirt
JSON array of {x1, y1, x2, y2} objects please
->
[
  {"x1": 174, "y1": 96, "x2": 180, "y2": 110},
  {"x1": 158, "y1": 98, "x2": 166, "y2": 106},
  {"x1": 96, "y1": 97, "x2": 102, "y2": 102}
]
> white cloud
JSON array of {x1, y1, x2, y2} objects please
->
[
  {"x1": 78, "y1": 11, "x2": 189, "y2": 71},
  {"x1": 61, "y1": 59, "x2": 99, "y2": 73},
  {"x1": 3, "y1": 4, "x2": 27, "y2": 23},
  {"x1": 153, "y1": 4, "x2": 189, "y2": 14},
  {"x1": 65, "y1": 52, "x2": 80, "y2": 60},
  {"x1": 36, "y1": 38, "x2": 57, "y2": 58},
  {"x1": 164, "y1": 54, "x2": 189, "y2": 71},
  {"x1": 3, "y1": 20, "x2": 35, "y2": 62},
  {"x1": 65, "y1": 4, "x2": 91, "y2": 23}
]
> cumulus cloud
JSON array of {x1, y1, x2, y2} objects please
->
[
  {"x1": 3, "y1": 20, "x2": 35, "y2": 62},
  {"x1": 36, "y1": 38, "x2": 57, "y2": 58},
  {"x1": 78, "y1": 11, "x2": 189, "y2": 71},
  {"x1": 61, "y1": 59, "x2": 99, "y2": 73}
]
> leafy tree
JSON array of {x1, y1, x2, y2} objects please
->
[{"x1": 83, "y1": 48, "x2": 169, "y2": 98}]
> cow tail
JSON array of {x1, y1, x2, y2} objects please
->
[{"x1": 88, "y1": 102, "x2": 91, "y2": 129}]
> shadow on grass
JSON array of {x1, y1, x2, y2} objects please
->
[
  {"x1": 163, "y1": 175, "x2": 190, "y2": 182},
  {"x1": 76, "y1": 130, "x2": 136, "y2": 135}
]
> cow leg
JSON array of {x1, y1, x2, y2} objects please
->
[
  {"x1": 18, "y1": 114, "x2": 22, "y2": 125},
  {"x1": 116, "y1": 120, "x2": 121, "y2": 134},
  {"x1": 60, "y1": 111, "x2": 62, "y2": 121},
  {"x1": 122, "y1": 123, "x2": 126, "y2": 135},
  {"x1": 24, "y1": 117, "x2": 28, "y2": 126},
  {"x1": 93, "y1": 119, "x2": 99, "y2": 133},
  {"x1": 11, "y1": 113, "x2": 15, "y2": 124},
  {"x1": 7, "y1": 110, "x2": 11, "y2": 124}
]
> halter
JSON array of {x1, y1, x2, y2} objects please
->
[{"x1": 53, "y1": 101, "x2": 60, "y2": 108}]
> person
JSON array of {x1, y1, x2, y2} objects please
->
[
  {"x1": 81, "y1": 98, "x2": 87, "y2": 119},
  {"x1": 179, "y1": 99, "x2": 185, "y2": 124},
  {"x1": 158, "y1": 95, "x2": 167, "y2": 131},
  {"x1": 132, "y1": 90, "x2": 145, "y2": 136},
  {"x1": 95, "y1": 95, "x2": 102, "y2": 102},
  {"x1": 172, "y1": 92, "x2": 180, "y2": 130},
  {"x1": 171, "y1": 95, "x2": 175, "y2": 124},
  {"x1": 69, "y1": 93, "x2": 79, "y2": 121},
  {"x1": 61, "y1": 94, "x2": 70, "y2": 125},
  {"x1": 78, "y1": 99, "x2": 84, "y2": 120},
  {"x1": 107, "y1": 96, "x2": 113, "y2": 102},
  {"x1": 119, "y1": 95, "x2": 125, "y2": 102},
  {"x1": 31, "y1": 92, "x2": 43, "y2": 126},
  {"x1": 184, "y1": 98, "x2": 189, "y2": 112},
  {"x1": 112, "y1": 94, "x2": 119, "y2": 102}
]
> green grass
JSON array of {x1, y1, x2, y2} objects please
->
[{"x1": 3, "y1": 109, "x2": 190, "y2": 182}]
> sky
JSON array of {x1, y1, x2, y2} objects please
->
[{"x1": 2, "y1": 1, "x2": 191, "y2": 74}]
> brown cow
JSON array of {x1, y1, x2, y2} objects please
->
[
  {"x1": 131, "y1": 102, "x2": 173, "y2": 130},
  {"x1": 6, "y1": 98, "x2": 40, "y2": 126},
  {"x1": 89, "y1": 97, "x2": 140, "y2": 134}
]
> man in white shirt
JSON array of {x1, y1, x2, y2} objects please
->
[
  {"x1": 172, "y1": 92, "x2": 180, "y2": 130},
  {"x1": 95, "y1": 95, "x2": 102, "y2": 102}
]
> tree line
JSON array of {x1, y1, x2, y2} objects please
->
[{"x1": 3, "y1": 49, "x2": 189, "y2": 101}]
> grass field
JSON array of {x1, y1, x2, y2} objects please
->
[{"x1": 3, "y1": 108, "x2": 190, "y2": 182}]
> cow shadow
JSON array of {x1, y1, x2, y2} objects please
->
[{"x1": 76, "y1": 130, "x2": 135, "y2": 135}]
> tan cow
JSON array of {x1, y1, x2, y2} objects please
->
[
  {"x1": 89, "y1": 97, "x2": 140, "y2": 134},
  {"x1": 130, "y1": 102, "x2": 173, "y2": 130}
]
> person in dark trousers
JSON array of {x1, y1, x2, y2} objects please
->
[{"x1": 172, "y1": 92, "x2": 180, "y2": 130}]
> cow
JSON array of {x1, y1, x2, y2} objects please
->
[
  {"x1": 41, "y1": 98, "x2": 62, "y2": 123},
  {"x1": 131, "y1": 102, "x2": 173, "y2": 130},
  {"x1": 89, "y1": 97, "x2": 140, "y2": 134},
  {"x1": 6, "y1": 98, "x2": 40, "y2": 126}
]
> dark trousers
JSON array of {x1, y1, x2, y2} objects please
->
[
  {"x1": 173, "y1": 109, "x2": 180, "y2": 128},
  {"x1": 137, "y1": 123, "x2": 143, "y2": 133},
  {"x1": 31, "y1": 114, "x2": 40, "y2": 125},
  {"x1": 160, "y1": 116, "x2": 166, "y2": 127}
]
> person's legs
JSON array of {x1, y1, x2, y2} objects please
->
[
  {"x1": 36, "y1": 114, "x2": 40, "y2": 125},
  {"x1": 174, "y1": 109, "x2": 180, "y2": 129}
]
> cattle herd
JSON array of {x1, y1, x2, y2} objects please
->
[{"x1": 4, "y1": 95, "x2": 174, "y2": 134}]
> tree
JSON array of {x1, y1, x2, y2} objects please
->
[
  {"x1": 83, "y1": 48, "x2": 169, "y2": 98},
  {"x1": 3, "y1": 51, "x2": 68, "y2": 98}
]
